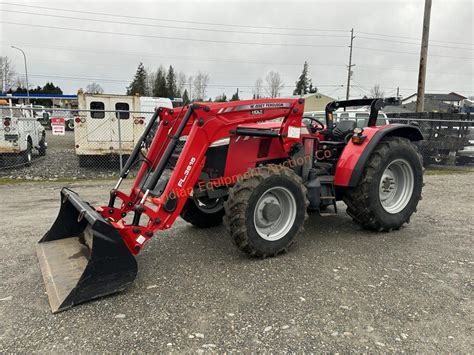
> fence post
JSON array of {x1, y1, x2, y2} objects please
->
[{"x1": 117, "y1": 114, "x2": 123, "y2": 172}]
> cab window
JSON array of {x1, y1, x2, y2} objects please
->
[
  {"x1": 90, "y1": 101, "x2": 105, "y2": 119},
  {"x1": 115, "y1": 102, "x2": 130, "y2": 119}
]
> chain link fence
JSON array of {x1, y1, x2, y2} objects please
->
[
  {"x1": 0, "y1": 106, "x2": 156, "y2": 180},
  {"x1": 1, "y1": 107, "x2": 473, "y2": 180}
]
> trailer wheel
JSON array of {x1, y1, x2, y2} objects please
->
[
  {"x1": 180, "y1": 197, "x2": 225, "y2": 228},
  {"x1": 22, "y1": 140, "x2": 33, "y2": 166},
  {"x1": 224, "y1": 165, "x2": 307, "y2": 257},
  {"x1": 343, "y1": 137, "x2": 423, "y2": 231}
]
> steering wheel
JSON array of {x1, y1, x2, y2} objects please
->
[{"x1": 303, "y1": 116, "x2": 325, "y2": 132}]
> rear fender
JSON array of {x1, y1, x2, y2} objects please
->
[{"x1": 334, "y1": 124, "x2": 423, "y2": 187}]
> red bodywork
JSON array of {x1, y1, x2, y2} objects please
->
[{"x1": 95, "y1": 98, "x2": 385, "y2": 255}]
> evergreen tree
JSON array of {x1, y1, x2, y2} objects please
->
[
  {"x1": 166, "y1": 65, "x2": 177, "y2": 98},
  {"x1": 215, "y1": 93, "x2": 227, "y2": 102},
  {"x1": 182, "y1": 88, "x2": 190, "y2": 103},
  {"x1": 152, "y1": 66, "x2": 168, "y2": 97},
  {"x1": 230, "y1": 89, "x2": 240, "y2": 101},
  {"x1": 293, "y1": 61, "x2": 311, "y2": 95},
  {"x1": 127, "y1": 62, "x2": 147, "y2": 95},
  {"x1": 308, "y1": 83, "x2": 318, "y2": 94}
]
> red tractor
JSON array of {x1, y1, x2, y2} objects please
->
[{"x1": 37, "y1": 98, "x2": 423, "y2": 312}]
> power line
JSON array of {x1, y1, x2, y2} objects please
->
[
  {"x1": 2, "y1": 42, "x2": 471, "y2": 77},
  {"x1": 0, "y1": 42, "x2": 344, "y2": 67},
  {"x1": 358, "y1": 35, "x2": 473, "y2": 50},
  {"x1": 0, "y1": 21, "x2": 348, "y2": 49},
  {"x1": 358, "y1": 31, "x2": 474, "y2": 47},
  {"x1": 0, "y1": 9, "x2": 349, "y2": 39},
  {"x1": 1, "y1": 2, "x2": 349, "y2": 33},
  {"x1": 355, "y1": 46, "x2": 473, "y2": 59},
  {"x1": 16, "y1": 72, "x2": 346, "y2": 88}
]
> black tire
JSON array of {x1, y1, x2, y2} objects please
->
[
  {"x1": 66, "y1": 119, "x2": 75, "y2": 131},
  {"x1": 38, "y1": 131, "x2": 47, "y2": 156},
  {"x1": 224, "y1": 165, "x2": 308, "y2": 257},
  {"x1": 343, "y1": 137, "x2": 423, "y2": 232},
  {"x1": 180, "y1": 196, "x2": 225, "y2": 228},
  {"x1": 21, "y1": 140, "x2": 33, "y2": 166}
]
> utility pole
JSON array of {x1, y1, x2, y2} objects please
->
[
  {"x1": 345, "y1": 28, "x2": 355, "y2": 101},
  {"x1": 416, "y1": 0, "x2": 432, "y2": 112}
]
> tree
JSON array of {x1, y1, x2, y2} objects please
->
[
  {"x1": 308, "y1": 83, "x2": 317, "y2": 94},
  {"x1": 127, "y1": 62, "x2": 147, "y2": 95},
  {"x1": 293, "y1": 61, "x2": 311, "y2": 95},
  {"x1": 152, "y1": 66, "x2": 168, "y2": 97},
  {"x1": 145, "y1": 69, "x2": 156, "y2": 96},
  {"x1": 166, "y1": 65, "x2": 177, "y2": 98},
  {"x1": 193, "y1": 71, "x2": 209, "y2": 101},
  {"x1": 265, "y1": 71, "x2": 284, "y2": 98},
  {"x1": 253, "y1": 78, "x2": 263, "y2": 99},
  {"x1": 42, "y1": 82, "x2": 62, "y2": 95},
  {"x1": 215, "y1": 93, "x2": 227, "y2": 102},
  {"x1": 0, "y1": 56, "x2": 16, "y2": 92},
  {"x1": 230, "y1": 89, "x2": 240, "y2": 101},
  {"x1": 370, "y1": 84, "x2": 385, "y2": 98},
  {"x1": 182, "y1": 88, "x2": 190, "y2": 103},
  {"x1": 177, "y1": 72, "x2": 187, "y2": 97},
  {"x1": 86, "y1": 82, "x2": 104, "y2": 94}
]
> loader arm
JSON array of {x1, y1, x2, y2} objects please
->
[{"x1": 103, "y1": 99, "x2": 305, "y2": 254}]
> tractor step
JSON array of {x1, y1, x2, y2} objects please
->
[{"x1": 319, "y1": 176, "x2": 338, "y2": 216}]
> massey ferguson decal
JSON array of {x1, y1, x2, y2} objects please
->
[{"x1": 218, "y1": 102, "x2": 292, "y2": 114}]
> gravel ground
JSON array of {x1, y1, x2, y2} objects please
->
[
  {"x1": 0, "y1": 131, "x2": 122, "y2": 179},
  {"x1": 0, "y1": 172, "x2": 472, "y2": 352}
]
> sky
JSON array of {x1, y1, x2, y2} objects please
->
[{"x1": 1, "y1": 0, "x2": 473, "y2": 100}]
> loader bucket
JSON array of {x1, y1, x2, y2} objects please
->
[{"x1": 37, "y1": 188, "x2": 137, "y2": 313}]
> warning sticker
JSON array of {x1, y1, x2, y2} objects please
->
[
  {"x1": 136, "y1": 235, "x2": 146, "y2": 244},
  {"x1": 288, "y1": 126, "x2": 301, "y2": 139}
]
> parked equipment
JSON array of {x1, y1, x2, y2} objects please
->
[{"x1": 37, "y1": 97, "x2": 424, "y2": 312}]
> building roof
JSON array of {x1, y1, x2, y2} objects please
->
[
  {"x1": 403, "y1": 92, "x2": 467, "y2": 102},
  {"x1": 402, "y1": 98, "x2": 456, "y2": 112}
]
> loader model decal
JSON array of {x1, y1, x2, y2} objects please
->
[{"x1": 178, "y1": 156, "x2": 197, "y2": 187}]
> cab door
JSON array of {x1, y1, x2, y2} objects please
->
[
  {"x1": 85, "y1": 97, "x2": 111, "y2": 142},
  {"x1": 110, "y1": 98, "x2": 133, "y2": 145}
]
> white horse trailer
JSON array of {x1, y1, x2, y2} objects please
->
[{"x1": 74, "y1": 92, "x2": 172, "y2": 166}]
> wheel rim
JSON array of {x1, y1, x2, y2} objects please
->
[
  {"x1": 379, "y1": 159, "x2": 414, "y2": 214},
  {"x1": 195, "y1": 197, "x2": 223, "y2": 214},
  {"x1": 253, "y1": 186, "x2": 297, "y2": 241}
]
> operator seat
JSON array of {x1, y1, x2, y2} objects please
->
[{"x1": 332, "y1": 120, "x2": 357, "y2": 141}]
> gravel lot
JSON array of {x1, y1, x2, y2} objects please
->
[
  {"x1": 0, "y1": 131, "x2": 122, "y2": 179},
  {"x1": 0, "y1": 172, "x2": 472, "y2": 352}
]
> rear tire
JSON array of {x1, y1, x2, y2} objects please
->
[
  {"x1": 180, "y1": 196, "x2": 225, "y2": 228},
  {"x1": 224, "y1": 165, "x2": 307, "y2": 257},
  {"x1": 22, "y1": 140, "x2": 33, "y2": 166},
  {"x1": 343, "y1": 137, "x2": 423, "y2": 231}
]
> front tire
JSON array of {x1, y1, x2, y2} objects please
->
[
  {"x1": 38, "y1": 132, "x2": 47, "y2": 156},
  {"x1": 180, "y1": 196, "x2": 225, "y2": 228},
  {"x1": 343, "y1": 137, "x2": 423, "y2": 231},
  {"x1": 224, "y1": 165, "x2": 307, "y2": 257},
  {"x1": 21, "y1": 140, "x2": 33, "y2": 166}
]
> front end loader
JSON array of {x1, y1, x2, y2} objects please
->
[{"x1": 37, "y1": 98, "x2": 424, "y2": 312}]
